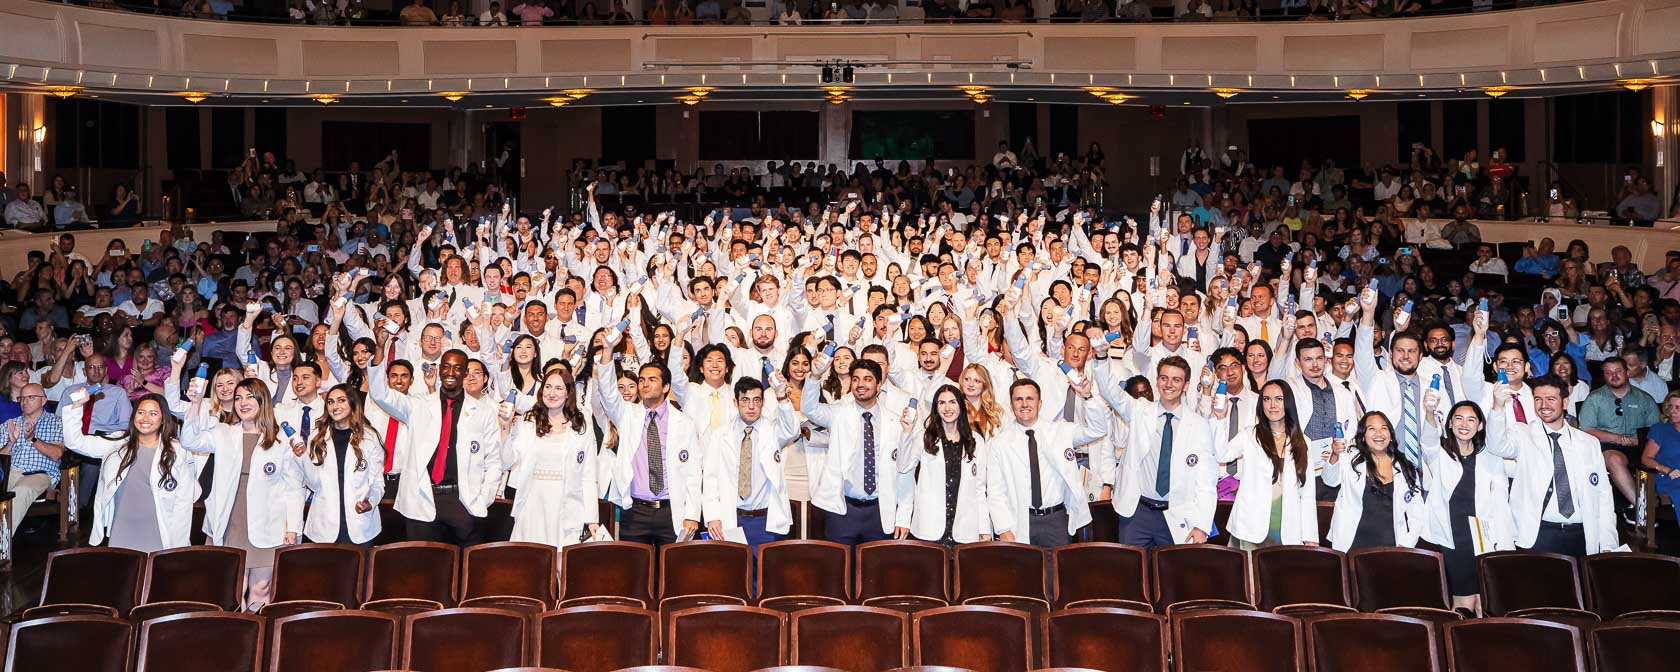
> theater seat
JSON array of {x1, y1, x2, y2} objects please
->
[
  {"x1": 913, "y1": 606, "x2": 1033, "y2": 672},
  {"x1": 1478, "y1": 551, "x2": 1585, "y2": 616},
  {"x1": 857, "y1": 540, "x2": 950, "y2": 609},
  {"x1": 402, "y1": 607, "x2": 528, "y2": 672},
  {"x1": 463, "y1": 542, "x2": 559, "y2": 604},
  {"x1": 1044, "y1": 607, "x2": 1166, "y2": 672},
  {"x1": 791, "y1": 605, "x2": 910, "y2": 671},
  {"x1": 367, "y1": 541, "x2": 459, "y2": 607},
  {"x1": 667, "y1": 605, "x2": 788, "y2": 672},
  {"x1": 559, "y1": 541, "x2": 654, "y2": 609},
  {"x1": 1587, "y1": 622, "x2": 1680, "y2": 672},
  {"x1": 1582, "y1": 552, "x2": 1680, "y2": 620},
  {"x1": 1252, "y1": 545, "x2": 1350, "y2": 611},
  {"x1": 1051, "y1": 543, "x2": 1148, "y2": 610},
  {"x1": 268, "y1": 610, "x2": 399, "y2": 672},
  {"x1": 40, "y1": 547, "x2": 146, "y2": 618},
  {"x1": 3, "y1": 615, "x2": 132, "y2": 672},
  {"x1": 143, "y1": 546, "x2": 245, "y2": 611},
  {"x1": 1172, "y1": 609, "x2": 1300, "y2": 672},
  {"x1": 271, "y1": 543, "x2": 365, "y2": 607},
  {"x1": 135, "y1": 611, "x2": 263, "y2": 672},
  {"x1": 1349, "y1": 547, "x2": 1449, "y2": 612},
  {"x1": 536, "y1": 606, "x2": 658, "y2": 672},
  {"x1": 1150, "y1": 544, "x2": 1250, "y2": 612},
  {"x1": 127, "y1": 600, "x2": 221, "y2": 623},
  {"x1": 662, "y1": 540, "x2": 753, "y2": 604},
  {"x1": 1306, "y1": 612, "x2": 1439, "y2": 672},
  {"x1": 759, "y1": 540, "x2": 850, "y2": 606},
  {"x1": 1445, "y1": 618, "x2": 1585, "y2": 672}
]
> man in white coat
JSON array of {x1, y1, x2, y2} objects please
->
[
  {"x1": 597, "y1": 348, "x2": 704, "y2": 548},
  {"x1": 1095, "y1": 355, "x2": 1220, "y2": 548},
  {"x1": 804, "y1": 358, "x2": 914, "y2": 545},
  {"x1": 1487, "y1": 376, "x2": 1620, "y2": 557},
  {"x1": 702, "y1": 377, "x2": 801, "y2": 553},
  {"x1": 989, "y1": 379, "x2": 1101, "y2": 548},
  {"x1": 367, "y1": 341, "x2": 503, "y2": 546},
  {"x1": 273, "y1": 361, "x2": 326, "y2": 452}
]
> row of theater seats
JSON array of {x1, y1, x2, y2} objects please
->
[
  {"x1": 8, "y1": 540, "x2": 1679, "y2": 671},
  {"x1": 6, "y1": 605, "x2": 1677, "y2": 672}
]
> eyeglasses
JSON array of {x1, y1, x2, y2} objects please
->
[{"x1": 1616, "y1": 397, "x2": 1624, "y2": 416}]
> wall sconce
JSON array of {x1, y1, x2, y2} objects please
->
[
  {"x1": 1653, "y1": 119, "x2": 1666, "y2": 139},
  {"x1": 31, "y1": 125, "x2": 46, "y2": 144}
]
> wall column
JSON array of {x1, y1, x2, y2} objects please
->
[{"x1": 1653, "y1": 86, "x2": 1678, "y2": 216}]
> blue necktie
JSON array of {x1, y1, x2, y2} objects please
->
[
  {"x1": 1399, "y1": 376, "x2": 1421, "y2": 465},
  {"x1": 862, "y1": 411, "x2": 877, "y2": 495},
  {"x1": 301, "y1": 406, "x2": 313, "y2": 446},
  {"x1": 1156, "y1": 412, "x2": 1175, "y2": 496}
]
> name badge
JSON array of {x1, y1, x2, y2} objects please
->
[
  {"x1": 470, "y1": 441, "x2": 480, "y2": 454},
  {"x1": 355, "y1": 459, "x2": 368, "y2": 472},
  {"x1": 1185, "y1": 454, "x2": 1198, "y2": 467},
  {"x1": 262, "y1": 463, "x2": 277, "y2": 476},
  {"x1": 1589, "y1": 473, "x2": 1601, "y2": 486},
  {"x1": 576, "y1": 450, "x2": 586, "y2": 464},
  {"x1": 678, "y1": 450, "x2": 689, "y2": 463},
  {"x1": 162, "y1": 476, "x2": 178, "y2": 492},
  {"x1": 1063, "y1": 448, "x2": 1075, "y2": 461}
]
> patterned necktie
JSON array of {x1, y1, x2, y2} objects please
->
[
  {"x1": 1513, "y1": 397, "x2": 1528, "y2": 423},
  {"x1": 646, "y1": 410, "x2": 665, "y2": 494},
  {"x1": 862, "y1": 411, "x2": 877, "y2": 495},
  {"x1": 1026, "y1": 429, "x2": 1042, "y2": 508},
  {"x1": 1156, "y1": 412, "x2": 1175, "y2": 495},
  {"x1": 1442, "y1": 366, "x2": 1456, "y2": 405},
  {"x1": 1399, "y1": 375, "x2": 1421, "y2": 465},
  {"x1": 1549, "y1": 432, "x2": 1575, "y2": 518},
  {"x1": 738, "y1": 425, "x2": 755, "y2": 500},
  {"x1": 301, "y1": 406, "x2": 313, "y2": 446}
]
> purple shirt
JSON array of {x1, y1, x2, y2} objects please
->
[{"x1": 629, "y1": 401, "x2": 672, "y2": 500}]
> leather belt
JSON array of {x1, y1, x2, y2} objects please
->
[
  {"x1": 1140, "y1": 497, "x2": 1169, "y2": 511},
  {"x1": 632, "y1": 498, "x2": 666, "y2": 509},
  {"x1": 1028, "y1": 504, "x2": 1066, "y2": 516},
  {"x1": 737, "y1": 508, "x2": 768, "y2": 518},
  {"x1": 844, "y1": 496, "x2": 879, "y2": 508}
]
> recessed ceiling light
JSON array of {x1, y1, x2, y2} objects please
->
[
  {"x1": 1026, "y1": 97, "x2": 1034, "y2": 101},
  {"x1": 484, "y1": 104, "x2": 493, "y2": 108},
  {"x1": 636, "y1": 100, "x2": 644, "y2": 103},
  {"x1": 401, "y1": 99, "x2": 408, "y2": 103},
  {"x1": 261, "y1": 99, "x2": 270, "y2": 103}
]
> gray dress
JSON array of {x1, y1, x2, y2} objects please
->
[
  {"x1": 225, "y1": 434, "x2": 275, "y2": 569},
  {"x1": 109, "y1": 442, "x2": 164, "y2": 553}
]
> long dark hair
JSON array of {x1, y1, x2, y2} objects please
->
[
  {"x1": 508, "y1": 333, "x2": 544, "y2": 393},
  {"x1": 1438, "y1": 400, "x2": 1487, "y2": 463},
  {"x1": 1254, "y1": 380, "x2": 1310, "y2": 485},
  {"x1": 922, "y1": 384, "x2": 977, "y2": 462},
  {"x1": 114, "y1": 394, "x2": 184, "y2": 488},
  {"x1": 1352, "y1": 411, "x2": 1421, "y2": 495},
  {"x1": 307, "y1": 384, "x2": 372, "y2": 467},
  {"x1": 529, "y1": 368, "x2": 586, "y2": 437}
]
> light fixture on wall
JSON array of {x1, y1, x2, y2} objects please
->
[
  {"x1": 1481, "y1": 86, "x2": 1511, "y2": 98},
  {"x1": 31, "y1": 124, "x2": 46, "y2": 144},
  {"x1": 1623, "y1": 79, "x2": 1653, "y2": 92},
  {"x1": 177, "y1": 92, "x2": 210, "y2": 104},
  {"x1": 310, "y1": 94, "x2": 340, "y2": 105},
  {"x1": 1653, "y1": 119, "x2": 1666, "y2": 138},
  {"x1": 1345, "y1": 89, "x2": 1371, "y2": 101},
  {"x1": 439, "y1": 91, "x2": 469, "y2": 102},
  {"x1": 1211, "y1": 88, "x2": 1240, "y2": 99}
]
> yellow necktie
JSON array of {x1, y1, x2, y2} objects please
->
[
  {"x1": 709, "y1": 389, "x2": 725, "y2": 432},
  {"x1": 1261, "y1": 318, "x2": 1270, "y2": 342}
]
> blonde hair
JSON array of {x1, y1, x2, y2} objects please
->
[
  {"x1": 235, "y1": 378, "x2": 282, "y2": 450},
  {"x1": 961, "y1": 363, "x2": 1004, "y2": 438}
]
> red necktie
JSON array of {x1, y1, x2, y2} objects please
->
[
  {"x1": 384, "y1": 417, "x2": 400, "y2": 474},
  {"x1": 1513, "y1": 397, "x2": 1528, "y2": 424},
  {"x1": 387, "y1": 341, "x2": 399, "y2": 364},
  {"x1": 81, "y1": 397, "x2": 94, "y2": 435},
  {"x1": 431, "y1": 398, "x2": 454, "y2": 484}
]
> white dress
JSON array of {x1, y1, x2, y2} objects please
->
[{"x1": 504, "y1": 420, "x2": 599, "y2": 548}]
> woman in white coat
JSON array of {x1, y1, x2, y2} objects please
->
[
  {"x1": 1419, "y1": 396, "x2": 1517, "y2": 614},
  {"x1": 58, "y1": 392, "x2": 203, "y2": 551},
  {"x1": 1325, "y1": 411, "x2": 1427, "y2": 552},
  {"x1": 896, "y1": 384, "x2": 1009, "y2": 546},
  {"x1": 287, "y1": 384, "x2": 384, "y2": 546},
  {"x1": 498, "y1": 367, "x2": 600, "y2": 547},
  {"x1": 1214, "y1": 380, "x2": 1330, "y2": 549},
  {"x1": 183, "y1": 378, "x2": 297, "y2": 612}
]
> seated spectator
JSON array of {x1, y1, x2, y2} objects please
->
[
  {"x1": 3, "y1": 383, "x2": 63, "y2": 542},
  {"x1": 673, "y1": 0, "x2": 695, "y2": 22},
  {"x1": 513, "y1": 0, "x2": 555, "y2": 24},
  {"x1": 999, "y1": 0, "x2": 1029, "y2": 20},
  {"x1": 965, "y1": 0, "x2": 996, "y2": 19},
  {"x1": 480, "y1": 0, "x2": 509, "y2": 23},
  {"x1": 1616, "y1": 177, "x2": 1662, "y2": 225},
  {"x1": 723, "y1": 0, "x2": 751, "y2": 23},
  {"x1": 4, "y1": 183, "x2": 48, "y2": 231},
  {"x1": 306, "y1": 0, "x2": 337, "y2": 24},
  {"x1": 106, "y1": 184, "x2": 142, "y2": 227},
  {"x1": 441, "y1": 0, "x2": 468, "y2": 24},
  {"x1": 52, "y1": 187, "x2": 89, "y2": 229},
  {"x1": 1469, "y1": 244, "x2": 1509, "y2": 280},
  {"x1": 696, "y1": 0, "x2": 722, "y2": 21},
  {"x1": 647, "y1": 0, "x2": 672, "y2": 23},
  {"x1": 866, "y1": 0, "x2": 898, "y2": 20},
  {"x1": 399, "y1": 0, "x2": 439, "y2": 24},
  {"x1": 606, "y1": 0, "x2": 636, "y2": 23},
  {"x1": 776, "y1": 0, "x2": 801, "y2": 23}
]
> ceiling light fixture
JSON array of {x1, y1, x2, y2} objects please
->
[
  {"x1": 1211, "y1": 88, "x2": 1240, "y2": 99},
  {"x1": 1622, "y1": 79, "x2": 1653, "y2": 92},
  {"x1": 958, "y1": 85, "x2": 988, "y2": 96},
  {"x1": 310, "y1": 94, "x2": 340, "y2": 105},
  {"x1": 178, "y1": 91, "x2": 210, "y2": 104},
  {"x1": 687, "y1": 87, "x2": 715, "y2": 97},
  {"x1": 543, "y1": 96, "x2": 573, "y2": 107},
  {"x1": 1345, "y1": 89, "x2": 1371, "y2": 101},
  {"x1": 677, "y1": 94, "x2": 704, "y2": 105},
  {"x1": 1482, "y1": 86, "x2": 1511, "y2": 98},
  {"x1": 1083, "y1": 86, "x2": 1113, "y2": 97},
  {"x1": 1103, "y1": 93, "x2": 1133, "y2": 105},
  {"x1": 440, "y1": 91, "x2": 469, "y2": 102},
  {"x1": 45, "y1": 85, "x2": 81, "y2": 99},
  {"x1": 970, "y1": 94, "x2": 992, "y2": 104},
  {"x1": 562, "y1": 88, "x2": 594, "y2": 99}
]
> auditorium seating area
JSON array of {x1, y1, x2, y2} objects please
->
[{"x1": 3, "y1": 541, "x2": 1676, "y2": 672}]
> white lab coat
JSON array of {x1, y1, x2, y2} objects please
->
[
  {"x1": 1325, "y1": 450, "x2": 1426, "y2": 552},
  {"x1": 1095, "y1": 369, "x2": 1220, "y2": 543},
  {"x1": 367, "y1": 360, "x2": 504, "y2": 521},
  {"x1": 989, "y1": 418, "x2": 1098, "y2": 538},
  {"x1": 596, "y1": 361, "x2": 705, "y2": 537},
  {"x1": 1217, "y1": 431, "x2": 1321, "y2": 546},
  {"x1": 501, "y1": 419, "x2": 599, "y2": 547},
  {"x1": 58, "y1": 405, "x2": 203, "y2": 549},
  {"x1": 1417, "y1": 419, "x2": 1516, "y2": 553},
  {"x1": 802, "y1": 377, "x2": 915, "y2": 535},
  {"x1": 1485, "y1": 413, "x2": 1619, "y2": 554},
  {"x1": 702, "y1": 399, "x2": 801, "y2": 536},
  {"x1": 897, "y1": 427, "x2": 1008, "y2": 543},
  {"x1": 182, "y1": 415, "x2": 295, "y2": 549},
  {"x1": 286, "y1": 430, "x2": 386, "y2": 544}
]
